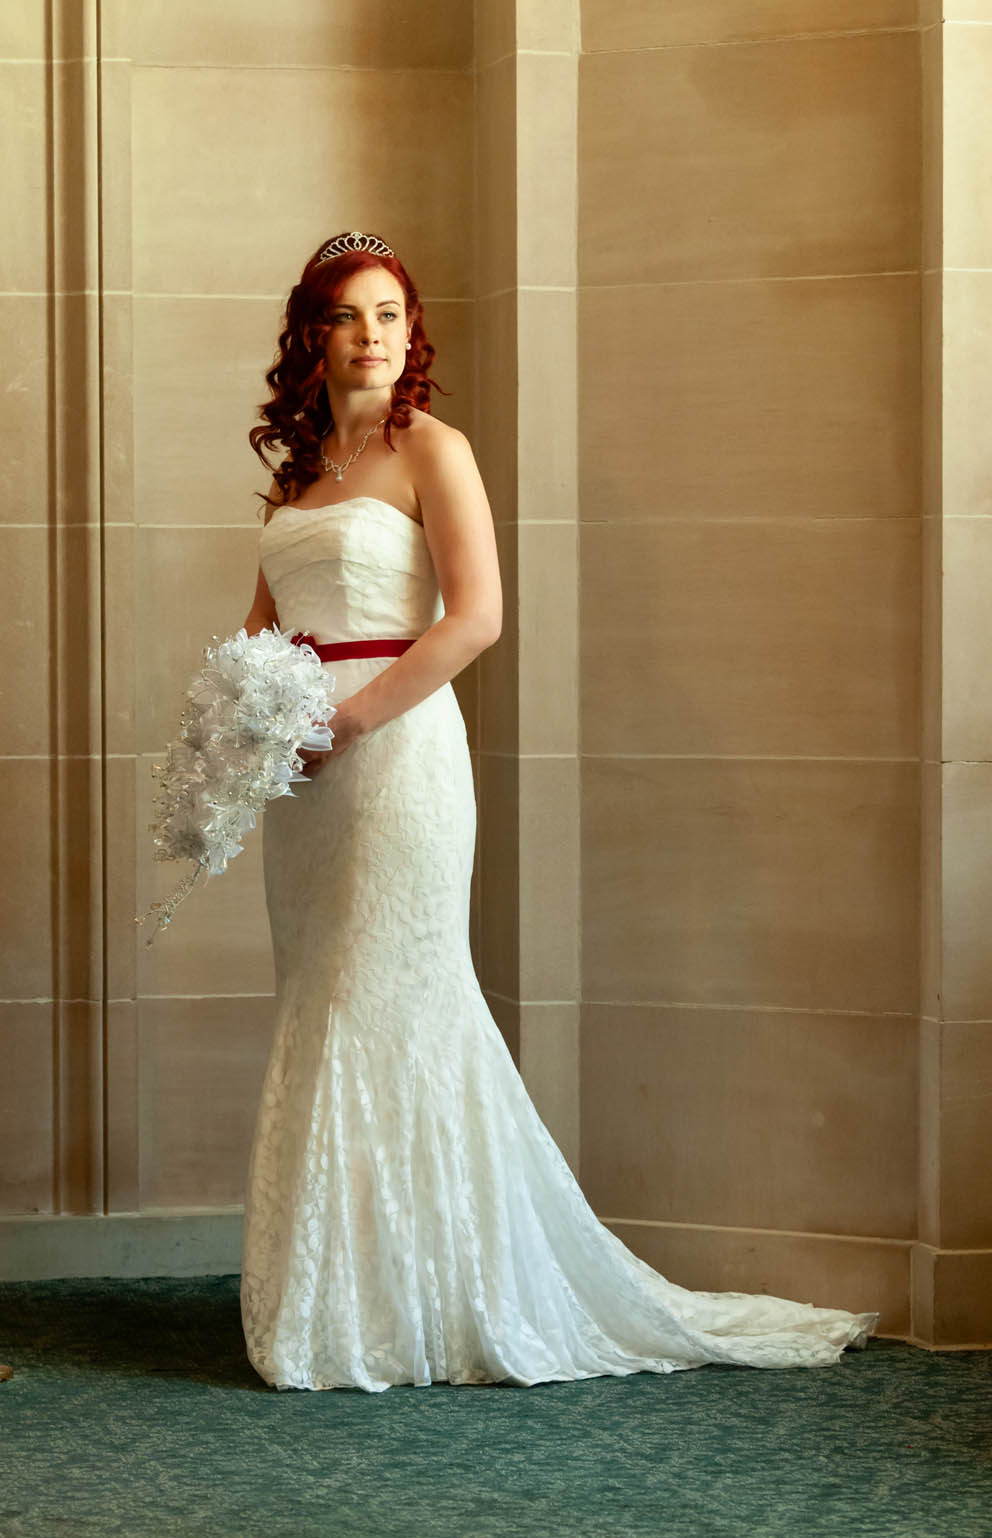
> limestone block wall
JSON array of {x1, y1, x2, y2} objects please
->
[{"x1": 575, "y1": 0, "x2": 923, "y2": 1338}]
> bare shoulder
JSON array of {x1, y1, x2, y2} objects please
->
[
  {"x1": 399, "y1": 410, "x2": 499, "y2": 637},
  {"x1": 402, "y1": 410, "x2": 492, "y2": 545},
  {"x1": 402, "y1": 409, "x2": 477, "y2": 484},
  {"x1": 403, "y1": 407, "x2": 467, "y2": 450}
]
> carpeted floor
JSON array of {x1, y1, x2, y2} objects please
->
[{"x1": 0, "y1": 1276, "x2": 990, "y2": 1538}]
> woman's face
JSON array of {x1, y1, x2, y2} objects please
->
[{"x1": 321, "y1": 266, "x2": 410, "y2": 399}]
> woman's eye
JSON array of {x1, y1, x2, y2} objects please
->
[{"x1": 330, "y1": 311, "x2": 398, "y2": 322}]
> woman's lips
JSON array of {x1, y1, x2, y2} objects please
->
[{"x1": 353, "y1": 358, "x2": 385, "y2": 365}]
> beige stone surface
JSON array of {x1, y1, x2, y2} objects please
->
[
  {"x1": 51, "y1": 58, "x2": 99, "y2": 295},
  {"x1": 921, "y1": 23, "x2": 943, "y2": 273},
  {"x1": 581, "y1": 518, "x2": 920, "y2": 758},
  {"x1": 0, "y1": 293, "x2": 102, "y2": 527},
  {"x1": 0, "y1": 526, "x2": 49, "y2": 756},
  {"x1": 0, "y1": 62, "x2": 48, "y2": 294},
  {"x1": 582, "y1": 0, "x2": 918, "y2": 51},
  {"x1": 56, "y1": 1000, "x2": 104, "y2": 1213},
  {"x1": 0, "y1": 759, "x2": 52, "y2": 1000},
  {"x1": 103, "y1": 524, "x2": 136, "y2": 757},
  {"x1": 941, "y1": 762, "x2": 992, "y2": 1021},
  {"x1": 478, "y1": 750, "x2": 520, "y2": 999},
  {"x1": 920, "y1": 762, "x2": 942, "y2": 1023},
  {"x1": 0, "y1": 297, "x2": 48, "y2": 524},
  {"x1": 137, "y1": 995, "x2": 275, "y2": 1209},
  {"x1": 131, "y1": 66, "x2": 473, "y2": 298},
  {"x1": 519, "y1": 1001, "x2": 579, "y2": 1174},
  {"x1": 135, "y1": 525, "x2": 262, "y2": 752},
  {"x1": 0, "y1": 1003, "x2": 54, "y2": 1214},
  {"x1": 579, "y1": 275, "x2": 920, "y2": 522},
  {"x1": 105, "y1": 1000, "x2": 140, "y2": 1214},
  {"x1": 0, "y1": 1, "x2": 45, "y2": 56},
  {"x1": 56, "y1": 757, "x2": 105, "y2": 1004},
  {"x1": 932, "y1": 1248, "x2": 992, "y2": 1344},
  {"x1": 602, "y1": 1217, "x2": 911, "y2": 1337},
  {"x1": 517, "y1": 288, "x2": 577, "y2": 524},
  {"x1": 921, "y1": 512, "x2": 941, "y2": 763},
  {"x1": 943, "y1": 21, "x2": 992, "y2": 269},
  {"x1": 582, "y1": 757, "x2": 920, "y2": 1014},
  {"x1": 54, "y1": 524, "x2": 103, "y2": 760},
  {"x1": 918, "y1": 1018, "x2": 941, "y2": 1246},
  {"x1": 98, "y1": 61, "x2": 133, "y2": 295},
  {"x1": 939, "y1": 1023, "x2": 992, "y2": 1247},
  {"x1": 518, "y1": 0, "x2": 579, "y2": 51},
  {"x1": 101, "y1": 293, "x2": 136, "y2": 524},
  {"x1": 519, "y1": 521, "x2": 578, "y2": 756},
  {"x1": 911, "y1": 1240, "x2": 935, "y2": 1339},
  {"x1": 419, "y1": 300, "x2": 476, "y2": 439},
  {"x1": 479, "y1": 520, "x2": 518, "y2": 754},
  {"x1": 474, "y1": 290, "x2": 518, "y2": 525},
  {"x1": 105, "y1": 756, "x2": 137, "y2": 1005},
  {"x1": 475, "y1": 0, "x2": 516, "y2": 68},
  {"x1": 519, "y1": 756, "x2": 579, "y2": 999},
  {"x1": 517, "y1": 52, "x2": 577, "y2": 290},
  {"x1": 943, "y1": 518, "x2": 992, "y2": 759},
  {"x1": 579, "y1": 32, "x2": 919, "y2": 286},
  {"x1": 581, "y1": 1003, "x2": 917, "y2": 1238},
  {"x1": 104, "y1": 0, "x2": 472, "y2": 68},
  {"x1": 49, "y1": 292, "x2": 103, "y2": 526},
  {"x1": 132, "y1": 297, "x2": 286, "y2": 526},
  {"x1": 475, "y1": 55, "x2": 516, "y2": 297},
  {"x1": 943, "y1": 272, "x2": 992, "y2": 518}
]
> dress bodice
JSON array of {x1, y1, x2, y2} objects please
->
[{"x1": 258, "y1": 496, "x2": 443, "y2": 644}]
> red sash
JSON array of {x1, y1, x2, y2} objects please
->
[{"x1": 290, "y1": 633, "x2": 416, "y2": 662}]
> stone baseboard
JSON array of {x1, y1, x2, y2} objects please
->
[
  {"x1": 910, "y1": 1241, "x2": 992, "y2": 1346},
  {"x1": 0, "y1": 1211, "x2": 244, "y2": 1281}
]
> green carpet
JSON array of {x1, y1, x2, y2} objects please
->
[{"x1": 1, "y1": 1275, "x2": 990, "y2": 1538}]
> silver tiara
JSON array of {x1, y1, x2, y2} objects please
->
[{"x1": 317, "y1": 231, "x2": 394, "y2": 263}]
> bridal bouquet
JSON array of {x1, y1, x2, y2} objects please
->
[{"x1": 134, "y1": 625, "x2": 337, "y2": 945}]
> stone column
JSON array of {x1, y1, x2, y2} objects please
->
[
  {"x1": 915, "y1": 0, "x2": 992, "y2": 1347},
  {"x1": 474, "y1": 0, "x2": 580, "y2": 1171}
]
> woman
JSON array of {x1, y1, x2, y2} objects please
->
[{"x1": 239, "y1": 230, "x2": 880, "y2": 1392}]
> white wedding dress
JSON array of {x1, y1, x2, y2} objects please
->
[{"x1": 240, "y1": 494, "x2": 880, "y2": 1392}]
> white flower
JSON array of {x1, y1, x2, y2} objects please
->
[{"x1": 136, "y1": 625, "x2": 337, "y2": 943}]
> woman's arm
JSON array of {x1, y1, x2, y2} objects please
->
[
  {"x1": 243, "y1": 478, "x2": 281, "y2": 637},
  {"x1": 346, "y1": 425, "x2": 502, "y2": 737}
]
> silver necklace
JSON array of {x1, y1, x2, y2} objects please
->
[{"x1": 320, "y1": 413, "x2": 389, "y2": 482}]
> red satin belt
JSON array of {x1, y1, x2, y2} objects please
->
[{"x1": 290, "y1": 632, "x2": 416, "y2": 662}]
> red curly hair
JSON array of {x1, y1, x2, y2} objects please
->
[{"x1": 249, "y1": 233, "x2": 449, "y2": 514}]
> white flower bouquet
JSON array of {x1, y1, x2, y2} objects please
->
[{"x1": 135, "y1": 625, "x2": 337, "y2": 945}]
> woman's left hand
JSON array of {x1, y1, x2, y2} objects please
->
[{"x1": 298, "y1": 700, "x2": 366, "y2": 775}]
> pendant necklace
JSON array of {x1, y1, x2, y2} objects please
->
[{"x1": 320, "y1": 413, "x2": 389, "y2": 483}]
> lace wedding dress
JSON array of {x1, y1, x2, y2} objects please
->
[{"x1": 240, "y1": 494, "x2": 880, "y2": 1392}]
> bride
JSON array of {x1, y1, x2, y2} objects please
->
[{"x1": 238, "y1": 230, "x2": 880, "y2": 1392}]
